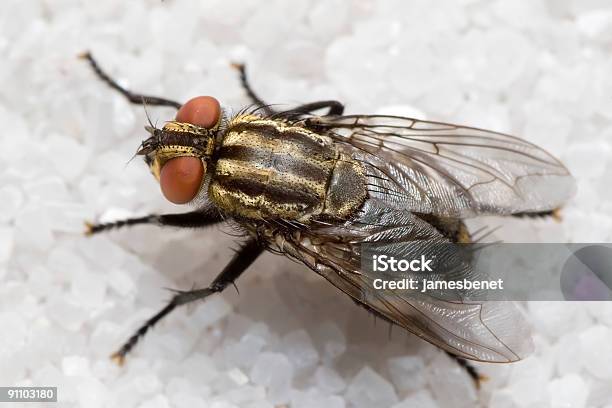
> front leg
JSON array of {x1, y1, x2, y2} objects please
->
[
  {"x1": 85, "y1": 207, "x2": 223, "y2": 235},
  {"x1": 80, "y1": 51, "x2": 182, "y2": 109},
  {"x1": 111, "y1": 237, "x2": 264, "y2": 365}
]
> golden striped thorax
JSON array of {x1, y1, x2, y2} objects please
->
[{"x1": 209, "y1": 115, "x2": 367, "y2": 222}]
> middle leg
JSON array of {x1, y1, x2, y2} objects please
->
[{"x1": 232, "y1": 63, "x2": 345, "y2": 117}]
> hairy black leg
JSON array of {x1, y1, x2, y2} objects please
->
[
  {"x1": 231, "y1": 63, "x2": 345, "y2": 118},
  {"x1": 231, "y1": 62, "x2": 272, "y2": 113},
  {"x1": 445, "y1": 351, "x2": 486, "y2": 389},
  {"x1": 111, "y1": 237, "x2": 264, "y2": 365},
  {"x1": 512, "y1": 208, "x2": 562, "y2": 221},
  {"x1": 85, "y1": 207, "x2": 223, "y2": 235},
  {"x1": 80, "y1": 51, "x2": 182, "y2": 109},
  {"x1": 278, "y1": 100, "x2": 345, "y2": 117}
]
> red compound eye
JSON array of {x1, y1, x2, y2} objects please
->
[
  {"x1": 175, "y1": 96, "x2": 221, "y2": 128},
  {"x1": 160, "y1": 156, "x2": 204, "y2": 204},
  {"x1": 158, "y1": 96, "x2": 220, "y2": 204}
]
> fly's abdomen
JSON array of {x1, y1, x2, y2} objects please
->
[{"x1": 209, "y1": 115, "x2": 367, "y2": 221}]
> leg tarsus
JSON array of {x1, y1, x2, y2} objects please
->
[
  {"x1": 111, "y1": 237, "x2": 264, "y2": 364},
  {"x1": 512, "y1": 207, "x2": 562, "y2": 221},
  {"x1": 80, "y1": 51, "x2": 182, "y2": 109}
]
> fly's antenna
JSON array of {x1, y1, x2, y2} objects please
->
[
  {"x1": 124, "y1": 152, "x2": 139, "y2": 168},
  {"x1": 124, "y1": 97, "x2": 157, "y2": 168}
]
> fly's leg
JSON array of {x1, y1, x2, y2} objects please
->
[
  {"x1": 231, "y1": 62, "x2": 344, "y2": 117},
  {"x1": 278, "y1": 100, "x2": 344, "y2": 117},
  {"x1": 85, "y1": 208, "x2": 223, "y2": 235},
  {"x1": 445, "y1": 351, "x2": 487, "y2": 389},
  {"x1": 231, "y1": 62, "x2": 272, "y2": 113},
  {"x1": 512, "y1": 208, "x2": 562, "y2": 221},
  {"x1": 80, "y1": 51, "x2": 182, "y2": 109},
  {"x1": 111, "y1": 237, "x2": 264, "y2": 365}
]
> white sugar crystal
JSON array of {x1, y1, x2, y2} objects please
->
[
  {"x1": 226, "y1": 367, "x2": 249, "y2": 386},
  {"x1": 46, "y1": 202, "x2": 93, "y2": 233},
  {"x1": 249, "y1": 352, "x2": 294, "y2": 404},
  {"x1": 426, "y1": 354, "x2": 477, "y2": 408},
  {"x1": 31, "y1": 363, "x2": 63, "y2": 387},
  {"x1": 222, "y1": 384, "x2": 266, "y2": 405},
  {"x1": 137, "y1": 394, "x2": 170, "y2": 408},
  {"x1": 92, "y1": 358, "x2": 120, "y2": 381},
  {"x1": 506, "y1": 355, "x2": 551, "y2": 407},
  {"x1": 586, "y1": 301, "x2": 612, "y2": 326},
  {"x1": 314, "y1": 365, "x2": 346, "y2": 395},
  {"x1": 564, "y1": 140, "x2": 611, "y2": 180},
  {"x1": 587, "y1": 378, "x2": 612, "y2": 407},
  {"x1": 522, "y1": 103, "x2": 572, "y2": 154},
  {"x1": 0, "y1": 311, "x2": 27, "y2": 361},
  {"x1": 165, "y1": 377, "x2": 198, "y2": 396},
  {"x1": 170, "y1": 393, "x2": 207, "y2": 408},
  {"x1": 46, "y1": 296, "x2": 88, "y2": 332},
  {"x1": 314, "y1": 321, "x2": 347, "y2": 363},
  {"x1": 14, "y1": 204, "x2": 54, "y2": 251},
  {"x1": 209, "y1": 401, "x2": 239, "y2": 408},
  {"x1": 576, "y1": 9, "x2": 612, "y2": 39},
  {"x1": 392, "y1": 390, "x2": 439, "y2": 408},
  {"x1": 70, "y1": 268, "x2": 107, "y2": 309},
  {"x1": 555, "y1": 333, "x2": 583, "y2": 375},
  {"x1": 579, "y1": 325, "x2": 612, "y2": 380},
  {"x1": 375, "y1": 105, "x2": 427, "y2": 120},
  {"x1": 291, "y1": 388, "x2": 345, "y2": 408},
  {"x1": 131, "y1": 373, "x2": 163, "y2": 396},
  {"x1": 488, "y1": 389, "x2": 519, "y2": 408},
  {"x1": 178, "y1": 353, "x2": 218, "y2": 385},
  {"x1": 0, "y1": 185, "x2": 23, "y2": 222},
  {"x1": 77, "y1": 235, "x2": 127, "y2": 270},
  {"x1": 527, "y1": 302, "x2": 591, "y2": 340},
  {"x1": 107, "y1": 267, "x2": 136, "y2": 297},
  {"x1": 307, "y1": 0, "x2": 349, "y2": 40},
  {"x1": 387, "y1": 356, "x2": 426, "y2": 396},
  {"x1": 345, "y1": 366, "x2": 399, "y2": 408},
  {"x1": 0, "y1": 226, "x2": 14, "y2": 263},
  {"x1": 221, "y1": 331, "x2": 268, "y2": 370},
  {"x1": 281, "y1": 329, "x2": 319, "y2": 375},
  {"x1": 76, "y1": 377, "x2": 108, "y2": 408},
  {"x1": 224, "y1": 313, "x2": 255, "y2": 339},
  {"x1": 61, "y1": 355, "x2": 91, "y2": 376},
  {"x1": 190, "y1": 295, "x2": 233, "y2": 328},
  {"x1": 548, "y1": 374, "x2": 589, "y2": 408},
  {"x1": 46, "y1": 133, "x2": 91, "y2": 180}
]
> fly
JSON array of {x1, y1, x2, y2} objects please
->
[{"x1": 80, "y1": 52, "x2": 575, "y2": 384}]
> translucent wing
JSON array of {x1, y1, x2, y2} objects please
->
[
  {"x1": 308, "y1": 115, "x2": 575, "y2": 217},
  {"x1": 275, "y1": 200, "x2": 533, "y2": 362}
]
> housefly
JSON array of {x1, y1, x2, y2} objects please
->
[{"x1": 81, "y1": 52, "x2": 575, "y2": 379}]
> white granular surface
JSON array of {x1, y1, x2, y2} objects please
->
[{"x1": 2, "y1": 1, "x2": 612, "y2": 407}]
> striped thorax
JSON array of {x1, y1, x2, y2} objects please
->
[{"x1": 209, "y1": 115, "x2": 367, "y2": 222}]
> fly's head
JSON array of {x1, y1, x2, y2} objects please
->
[{"x1": 137, "y1": 96, "x2": 222, "y2": 204}]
